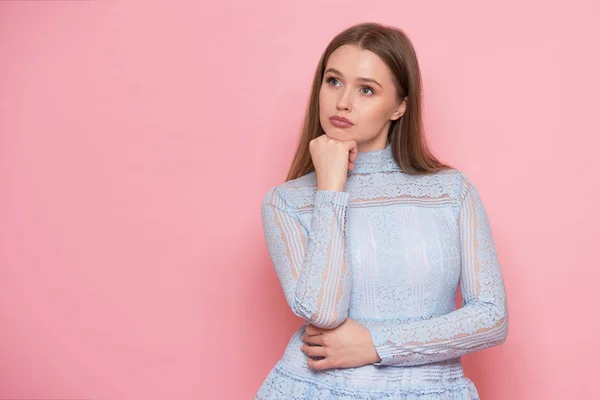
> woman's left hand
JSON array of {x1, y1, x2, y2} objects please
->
[{"x1": 300, "y1": 318, "x2": 382, "y2": 371}]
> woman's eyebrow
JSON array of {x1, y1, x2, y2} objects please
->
[{"x1": 324, "y1": 67, "x2": 383, "y2": 89}]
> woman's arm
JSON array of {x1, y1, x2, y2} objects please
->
[
  {"x1": 261, "y1": 186, "x2": 352, "y2": 329},
  {"x1": 367, "y1": 176, "x2": 509, "y2": 366}
]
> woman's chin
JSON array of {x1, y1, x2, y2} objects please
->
[{"x1": 324, "y1": 129, "x2": 354, "y2": 140}]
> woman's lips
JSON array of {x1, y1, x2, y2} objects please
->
[{"x1": 329, "y1": 116, "x2": 354, "y2": 128}]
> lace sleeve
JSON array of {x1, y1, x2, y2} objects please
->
[
  {"x1": 368, "y1": 178, "x2": 509, "y2": 366},
  {"x1": 261, "y1": 186, "x2": 352, "y2": 329}
]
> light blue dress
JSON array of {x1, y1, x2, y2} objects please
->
[{"x1": 255, "y1": 142, "x2": 508, "y2": 399}]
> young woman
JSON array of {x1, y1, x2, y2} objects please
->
[{"x1": 255, "y1": 22, "x2": 508, "y2": 400}]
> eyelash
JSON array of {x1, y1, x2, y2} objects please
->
[{"x1": 325, "y1": 77, "x2": 375, "y2": 95}]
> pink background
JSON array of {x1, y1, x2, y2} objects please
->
[{"x1": 1, "y1": 1, "x2": 598, "y2": 399}]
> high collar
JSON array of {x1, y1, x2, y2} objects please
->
[{"x1": 349, "y1": 141, "x2": 400, "y2": 174}]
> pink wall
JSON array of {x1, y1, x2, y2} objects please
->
[{"x1": 1, "y1": 1, "x2": 598, "y2": 399}]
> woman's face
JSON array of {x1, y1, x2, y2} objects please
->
[{"x1": 319, "y1": 44, "x2": 406, "y2": 151}]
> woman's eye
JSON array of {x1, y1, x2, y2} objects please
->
[
  {"x1": 361, "y1": 86, "x2": 374, "y2": 95},
  {"x1": 326, "y1": 77, "x2": 341, "y2": 87},
  {"x1": 325, "y1": 77, "x2": 373, "y2": 95}
]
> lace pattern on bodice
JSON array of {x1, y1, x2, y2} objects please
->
[{"x1": 260, "y1": 143, "x2": 507, "y2": 371}]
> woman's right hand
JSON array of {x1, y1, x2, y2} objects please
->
[{"x1": 310, "y1": 135, "x2": 358, "y2": 192}]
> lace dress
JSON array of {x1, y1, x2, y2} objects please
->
[{"x1": 255, "y1": 142, "x2": 508, "y2": 399}]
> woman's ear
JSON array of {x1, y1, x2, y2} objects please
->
[{"x1": 390, "y1": 97, "x2": 407, "y2": 121}]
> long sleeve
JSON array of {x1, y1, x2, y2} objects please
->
[
  {"x1": 261, "y1": 186, "x2": 353, "y2": 329},
  {"x1": 368, "y1": 176, "x2": 509, "y2": 367}
]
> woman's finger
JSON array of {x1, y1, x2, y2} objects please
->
[
  {"x1": 307, "y1": 357, "x2": 333, "y2": 371},
  {"x1": 305, "y1": 324, "x2": 324, "y2": 335},
  {"x1": 302, "y1": 344, "x2": 326, "y2": 358},
  {"x1": 301, "y1": 333, "x2": 325, "y2": 346}
]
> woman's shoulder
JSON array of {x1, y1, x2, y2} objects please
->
[
  {"x1": 446, "y1": 168, "x2": 480, "y2": 202},
  {"x1": 439, "y1": 168, "x2": 491, "y2": 217},
  {"x1": 261, "y1": 171, "x2": 317, "y2": 211}
]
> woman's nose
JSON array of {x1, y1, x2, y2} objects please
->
[{"x1": 336, "y1": 89, "x2": 352, "y2": 111}]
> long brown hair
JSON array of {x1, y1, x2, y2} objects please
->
[{"x1": 285, "y1": 22, "x2": 453, "y2": 181}]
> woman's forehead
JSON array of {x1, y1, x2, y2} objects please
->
[{"x1": 325, "y1": 45, "x2": 393, "y2": 83}]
